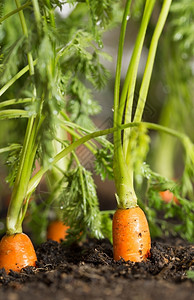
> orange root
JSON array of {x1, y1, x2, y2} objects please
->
[
  {"x1": 113, "y1": 206, "x2": 151, "y2": 262},
  {"x1": 47, "y1": 220, "x2": 69, "y2": 243},
  {"x1": 0, "y1": 233, "x2": 37, "y2": 273},
  {"x1": 159, "y1": 190, "x2": 179, "y2": 205}
]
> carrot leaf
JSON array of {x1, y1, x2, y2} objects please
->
[
  {"x1": 60, "y1": 166, "x2": 111, "y2": 243},
  {"x1": 94, "y1": 143, "x2": 114, "y2": 181}
]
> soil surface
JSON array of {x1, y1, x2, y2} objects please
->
[{"x1": 0, "y1": 237, "x2": 193, "y2": 300}]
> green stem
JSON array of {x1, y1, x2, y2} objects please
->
[
  {"x1": 15, "y1": 0, "x2": 34, "y2": 75},
  {"x1": 60, "y1": 111, "x2": 99, "y2": 152},
  {"x1": 26, "y1": 121, "x2": 187, "y2": 198},
  {"x1": 122, "y1": 0, "x2": 155, "y2": 156},
  {"x1": 60, "y1": 123, "x2": 96, "y2": 154},
  {"x1": 0, "y1": 60, "x2": 37, "y2": 97},
  {"x1": 72, "y1": 153, "x2": 87, "y2": 216},
  {"x1": 58, "y1": 126, "x2": 112, "y2": 176},
  {"x1": 32, "y1": 0, "x2": 41, "y2": 28},
  {"x1": 45, "y1": 0, "x2": 56, "y2": 28},
  {"x1": 133, "y1": 0, "x2": 172, "y2": 123},
  {"x1": 113, "y1": 0, "x2": 156, "y2": 209},
  {"x1": 0, "y1": 98, "x2": 32, "y2": 109},
  {"x1": 0, "y1": 144, "x2": 21, "y2": 154},
  {"x1": 113, "y1": 0, "x2": 132, "y2": 127},
  {"x1": 113, "y1": 1, "x2": 134, "y2": 208},
  {"x1": 0, "y1": 1, "x2": 31, "y2": 23},
  {"x1": 6, "y1": 3, "x2": 39, "y2": 235},
  {"x1": 0, "y1": 109, "x2": 32, "y2": 120},
  {"x1": 6, "y1": 116, "x2": 39, "y2": 234}
]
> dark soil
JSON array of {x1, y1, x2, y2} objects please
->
[{"x1": 0, "y1": 238, "x2": 194, "y2": 300}]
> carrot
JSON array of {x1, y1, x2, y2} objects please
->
[
  {"x1": 111, "y1": 0, "x2": 171, "y2": 263},
  {"x1": 113, "y1": 206, "x2": 151, "y2": 262},
  {"x1": 0, "y1": 233, "x2": 37, "y2": 273},
  {"x1": 159, "y1": 190, "x2": 179, "y2": 204},
  {"x1": 47, "y1": 220, "x2": 69, "y2": 243}
]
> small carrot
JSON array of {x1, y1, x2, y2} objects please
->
[
  {"x1": 159, "y1": 190, "x2": 179, "y2": 205},
  {"x1": 113, "y1": 206, "x2": 151, "y2": 262},
  {"x1": 47, "y1": 220, "x2": 69, "y2": 243},
  {"x1": 0, "y1": 233, "x2": 37, "y2": 273}
]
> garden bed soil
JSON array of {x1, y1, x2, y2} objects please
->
[{"x1": 0, "y1": 237, "x2": 193, "y2": 300}]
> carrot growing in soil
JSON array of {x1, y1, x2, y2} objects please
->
[
  {"x1": 0, "y1": 233, "x2": 37, "y2": 273},
  {"x1": 47, "y1": 221, "x2": 69, "y2": 243},
  {"x1": 112, "y1": 0, "x2": 172, "y2": 262},
  {"x1": 1, "y1": 0, "x2": 193, "y2": 271},
  {"x1": 0, "y1": 0, "x2": 38, "y2": 273}
]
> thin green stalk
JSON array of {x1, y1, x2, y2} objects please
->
[
  {"x1": 113, "y1": 0, "x2": 132, "y2": 126},
  {"x1": 122, "y1": 0, "x2": 155, "y2": 156},
  {"x1": 113, "y1": 0, "x2": 132, "y2": 190},
  {"x1": 32, "y1": 0, "x2": 41, "y2": 28},
  {"x1": 57, "y1": 127, "x2": 112, "y2": 176},
  {"x1": 0, "y1": 60, "x2": 37, "y2": 97},
  {"x1": 0, "y1": 144, "x2": 21, "y2": 154},
  {"x1": 15, "y1": 0, "x2": 34, "y2": 75},
  {"x1": 113, "y1": 0, "x2": 136, "y2": 210},
  {"x1": 113, "y1": 0, "x2": 155, "y2": 209},
  {"x1": 45, "y1": 0, "x2": 56, "y2": 28},
  {"x1": 6, "y1": 3, "x2": 39, "y2": 235},
  {"x1": 0, "y1": 1, "x2": 31, "y2": 24},
  {"x1": 26, "y1": 121, "x2": 187, "y2": 198},
  {"x1": 60, "y1": 123, "x2": 96, "y2": 154},
  {"x1": 6, "y1": 116, "x2": 40, "y2": 234},
  {"x1": 0, "y1": 98, "x2": 32, "y2": 109},
  {"x1": 60, "y1": 111, "x2": 99, "y2": 151},
  {"x1": 44, "y1": 0, "x2": 56, "y2": 72},
  {"x1": 133, "y1": 0, "x2": 172, "y2": 123},
  {"x1": 72, "y1": 152, "x2": 87, "y2": 216},
  {"x1": 0, "y1": 109, "x2": 32, "y2": 120}
]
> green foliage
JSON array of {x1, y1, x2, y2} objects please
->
[
  {"x1": 0, "y1": 36, "x2": 25, "y2": 84},
  {"x1": 5, "y1": 144, "x2": 22, "y2": 187},
  {"x1": 87, "y1": 0, "x2": 118, "y2": 29},
  {"x1": 0, "y1": 1, "x2": 5, "y2": 21},
  {"x1": 94, "y1": 143, "x2": 114, "y2": 181},
  {"x1": 79, "y1": 0, "x2": 122, "y2": 45},
  {"x1": 170, "y1": 0, "x2": 194, "y2": 57},
  {"x1": 42, "y1": 0, "x2": 66, "y2": 10},
  {"x1": 67, "y1": 77, "x2": 101, "y2": 128},
  {"x1": 140, "y1": 164, "x2": 194, "y2": 242},
  {"x1": 187, "y1": 270, "x2": 194, "y2": 281},
  {"x1": 28, "y1": 198, "x2": 50, "y2": 244},
  {"x1": 60, "y1": 166, "x2": 112, "y2": 243}
]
